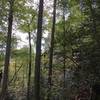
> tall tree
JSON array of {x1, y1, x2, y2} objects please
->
[
  {"x1": 62, "y1": 1, "x2": 66, "y2": 100},
  {"x1": 34, "y1": 0, "x2": 44, "y2": 100},
  {"x1": 27, "y1": 31, "x2": 32, "y2": 100},
  {"x1": 26, "y1": 14, "x2": 35, "y2": 100},
  {"x1": 47, "y1": 0, "x2": 57, "y2": 99},
  {"x1": 0, "y1": 0, "x2": 14, "y2": 99},
  {"x1": 16, "y1": 3, "x2": 37, "y2": 99}
]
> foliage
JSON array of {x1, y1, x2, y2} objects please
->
[{"x1": 0, "y1": 0, "x2": 100, "y2": 99}]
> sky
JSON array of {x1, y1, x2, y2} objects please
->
[{"x1": 15, "y1": 31, "x2": 28, "y2": 49}]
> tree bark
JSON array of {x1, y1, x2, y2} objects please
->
[
  {"x1": 62, "y1": 1, "x2": 67, "y2": 100},
  {"x1": 62, "y1": 1, "x2": 66, "y2": 90},
  {"x1": 47, "y1": 0, "x2": 56, "y2": 99},
  {"x1": 27, "y1": 32, "x2": 32, "y2": 100},
  {"x1": 0, "y1": 0, "x2": 14, "y2": 100},
  {"x1": 34, "y1": 0, "x2": 44, "y2": 100}
]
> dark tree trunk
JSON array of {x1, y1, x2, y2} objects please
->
[
  {"x1": 62, "y1": 1, "x2": 66, "y2": 90},
  {"x1": 34, "y1": 0, "x2": 44, "y2": 100},
  {"x1": 0, "y1": 0, "x2": 14, "y2": 100},
  {"x1": 62, "y1": 1, "x2": 66, "y2": 100},
  {"x1": 47, "y1": 0, "x2": 56, "y2": 99},
  {"x1": 27, "y1": 32, "x2": 32, "y2": 100}
]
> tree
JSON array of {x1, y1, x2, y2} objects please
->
[
  {"x1": 62, "y1": 0, "x2": 67, "y2": 99},
  {"x1": 0, "y1": 0, "x2": 14, "y2": 99},
  {"x1": 27, "y1": 31, "x2": 32, "y2": 100},
  {"x1": 34, "y1": 0, "x2": 44, "y2": 100},
  {"x1": 47, "y1": 0, "x2": 57, "y2": 100},
  {"x1": 16, "y1": 1, "x2": 37, "y2": 98}
]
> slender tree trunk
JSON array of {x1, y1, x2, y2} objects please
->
[
  {"x1": 47, "y1": 0, "x2": 56, "y2": 100},
  {"x1": 34, "y1": 0, "x2": 44, "y2": 100},
  {"x1": 62, "y1": 1, "x2": 66, "y2": 89},
  {"x1": 27, "y1": 32, "x2": 32, "y2": 100},
  {"x1": 62, "y1": 1, "x2": 66, "y2": 100},
  {"x1": 0, "y1": 0, "x2": 14, "y2": 100}
]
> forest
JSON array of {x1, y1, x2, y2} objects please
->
[{"x1": 0, "y1": 0, "x2": 100, "y2": 100}]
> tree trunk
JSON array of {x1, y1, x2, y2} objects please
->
[
  {"x1": 34, "y1": 0, "x2": 44, "y2": 100},
  {"x1": 0, "y1": 0, "x2": 14, "y2": 100},
  {"x1": 27, "y1": 32, "x2": 32, "y2": 100},
  {"x1": 62, "y1": 0, "x2": 66, "y2": 89},
  {"x1": 47, "y1": 0, "x2": 56, "y2": 99},
  {"x1": 62, "y1": 1, "x2": 66, "y2": 100}
]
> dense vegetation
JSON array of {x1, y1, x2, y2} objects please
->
[{"x1": 0, "y1": 0, "x2": 100, "y2": 100}]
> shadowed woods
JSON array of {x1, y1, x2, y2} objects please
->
[{"x1": 0, "y1": 0, "x2": 100, "y2": 100}]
